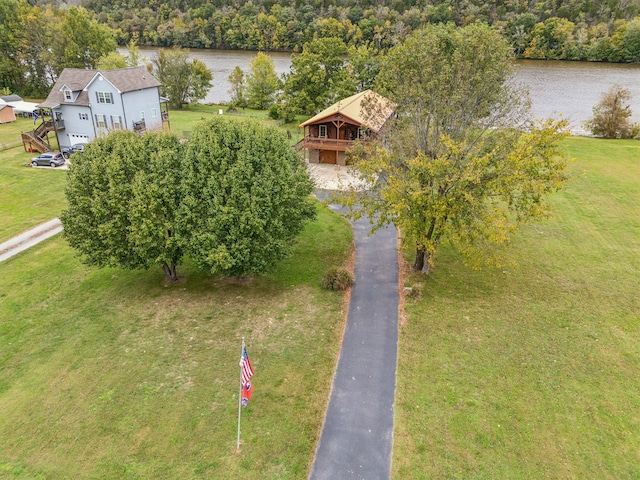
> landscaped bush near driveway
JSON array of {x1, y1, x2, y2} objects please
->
[{"x1": 321, "y1": 267, "x2": 354, "y2": 291}]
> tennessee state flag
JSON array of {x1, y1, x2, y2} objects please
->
[
  {"x1": 240, "y1": 344, "x2": 254, "y2": 407},
  {"x1": 241, "y1": 380, "x2": 252, "y2": 406}
]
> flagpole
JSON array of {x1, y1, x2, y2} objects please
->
[{"x1": 236, "y1": 337, "x2": 244, "y2": 452}]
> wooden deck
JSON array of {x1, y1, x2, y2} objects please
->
[{"x1": 301, "y1": 136, "x2": 364, "y2": 152}]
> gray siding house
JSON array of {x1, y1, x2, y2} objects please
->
[{"x1": 24, "y1": 67, "x2": 169, "y2": 153}]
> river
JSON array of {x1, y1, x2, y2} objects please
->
[{"x1": 129, "y1": 48, "x2": 640, "y2": 134}]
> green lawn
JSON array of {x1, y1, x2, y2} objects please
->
[
  {"x1": 0, "y1": 120, "x2": 67, "y2": 243},
  {"x1": 0, "y1": 203, "x2": 353, "y2": 479},
  {"x1": 3, "y1": 111, "x2": 639, "y2": 479},
  {"x1": 168, "y1": 104, "x2": 306, "y2": 145},
  {"x1": 393, "y1": 137, "x2": 640, "y2": 479},
  {"x1": 0, "y1": 106, "x2": 352, "y2": 478}
]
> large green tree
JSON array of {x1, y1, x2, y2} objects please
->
[
  {"x1": 344, "y1": 24, "x2": 570, "y2": 273},
  {"x1": 49, "y1": 7, "x2": 117, "y2": 78},
  {"x1": 152, "y1": 48, "x2": 212, "y2": 109},
  {"x1": 62, "y1": 120, "x2": 316, "y2": 282},
  {"x1": 282, "y1": 37, "x2": 357, "y2": 115},
  {"x1": 245, "y1": 52, "x2": 280, "y2": 109},
  {"x1": 179, "y1": 117, "x2": 316, "y2": 278},
  {"x1": 61, "y1": 131, "x2": 185, "y2": 283},
  {"x1": 228, "y1": 65, "x2": 246, "y2": 107},
  {"x1": 0, "y1": 0, "x2": 24, "y2": 94}
]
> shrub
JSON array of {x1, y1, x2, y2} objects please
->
[
  {"x1": 321, "y1": 267, "x2": 354, "y2": 291},
  {"x1": 583, "y1": 84, "x2": 640, "y2": 139},
  {"x1": 268, "y1": 104, "x2": 280, "y2": 120}
]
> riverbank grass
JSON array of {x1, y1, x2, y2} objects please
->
[
  {"x1": 168, "y1": 104, "x2": 306, "y2": 144},
  {"x1": 393, "y1": 137, "x2": 640, "y2": 478},
  {"x1": 0, "y1": 202, "x2": 352, "y2": 479}
]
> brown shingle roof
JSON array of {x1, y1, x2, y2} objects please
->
[
  {"x1": 100, "y1": 67, "x2": 162, "y2": 93},
  {"x1": 39, "y1": 67, "x2": 161, "y2": 108}
]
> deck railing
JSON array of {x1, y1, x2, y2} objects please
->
[{"x1": 300, "y1": 136, "x2": 361, "y2": 151}]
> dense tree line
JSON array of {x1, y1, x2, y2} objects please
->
[
  {"x1": 3, "y1": 0, "x2": 640, "y2": 98},
  {"x1": 78, "y1": 0, "x2": 640, "y2": 62},
  {"x1": 0, "y1": 0, "x2": 116, "y2": 96}
]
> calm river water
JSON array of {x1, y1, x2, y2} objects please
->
[{"x1": 131, "y1": 48, "x2": 640, "y2": 134}]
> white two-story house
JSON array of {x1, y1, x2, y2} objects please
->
[{"x1": 25, "y1": 66, "x2": 169, "y2": 153}]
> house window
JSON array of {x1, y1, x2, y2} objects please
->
[
  {"x1": 64, "y1": 90, "x2": 72, "y2": 101},
  {"x1": 95, "y1": 114, "x2": 106, "y2": 128},
  {"x1": 111, "y1": 115, "x2": 123, "y2": 130},
  {"x1": 96, "y1": 92, "x2": 113, "y2": 104},
  {"x1": 79, "y1": 113, "x2": 88, "y2": 120},
  {"x1": 151, "y1": 108, "x2": 157, "y2": 118},
  {"x1": 140, "y1": 111, "x2": 145, "y2": 121},
  {"x1": 319, "y1": 125, "x2": 327, "y2": 138}
]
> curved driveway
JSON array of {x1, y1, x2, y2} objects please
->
[{"x1": 310, "y1": 199, "x2": 399, "y2": 480}]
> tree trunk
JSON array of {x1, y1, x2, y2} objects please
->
[
  {"x1": 413, "y1": 217, "x2": 438, "y2": 274},
  {"x1": 413, "y1": 246, "x2": 425, "y2": 271},
  {"x1": 162, "y1": 262, "x2": 178, "y2": 283},
  {"x1": 422, "y1": 251, "x2": 431, "y2": 275}
]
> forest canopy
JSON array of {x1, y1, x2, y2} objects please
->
[
  {"x1": 77, "y1": 0, "x2": 640, "y2": 62},
  {"x1": 3, "y1": 0, "x2": 640, "y2": 97}
]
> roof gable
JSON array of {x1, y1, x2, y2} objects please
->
[
  {"x1": 85, "y1": 71, "x2": 120, "y2": 93},
  {"x1": 299, "y1": 90, "x2": 395, "y2": 132},
  {"x1": 39, "y1": 67, "x2": 162, "y2": 108}
]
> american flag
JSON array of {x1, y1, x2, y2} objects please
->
[
  {"x1": 240, "y1": 344, "x2": 254, "y2": 407},
  {"x1": 241, "y1": 344, "x2": 254, "y2": 385}
]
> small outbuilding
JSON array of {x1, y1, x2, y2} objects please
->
[
  {"x1": 0, "y1": 100, "x2": 16, "y2": 124},
  {"x1": 298, "y1": 90, "x2": 395, "y2": 165}
]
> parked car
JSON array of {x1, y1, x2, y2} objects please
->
[
  {"x1": 31, "y1": 152, "x2": 65, "y2": 168},
  {"x1": 61, "y1": 143, "x2": 85, "y2": 159}
]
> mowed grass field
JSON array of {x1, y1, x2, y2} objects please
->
[
  {"x1": 2, "y1": 111, "x2": 638, "y2": 479},
  {"x1": 0, "y1": 205, "x2": 353, "y2": 479},
  {"x1": 0, "y1": 117, "x2": 67, "y2": 243},
  {"x1": 0, "y1": 112, "x2": 354, "y2": 478},
  {"x1": 393, "y1": 137, "x2": 640, "y2": 479}
]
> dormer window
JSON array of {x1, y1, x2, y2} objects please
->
[{"x1": 64, "y1": 89, "x2": 72, "y2": 101}]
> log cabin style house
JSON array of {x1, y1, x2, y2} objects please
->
[{"x1": 298, "y1": 90, "x2": 395, "y2": 165}]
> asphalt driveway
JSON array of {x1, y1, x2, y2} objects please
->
[{"x1": 310, "y1": 202, "x2": 399, "y2": 480}]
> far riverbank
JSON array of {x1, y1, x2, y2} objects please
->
[{"x1": 127, "y1": 47, "x2": 640, "y2": 134}]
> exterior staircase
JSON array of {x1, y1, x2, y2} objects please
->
[
  {"x1": 21, "y1": 119, "x2": 61, "y2": 153},
  {"x1": 21, "y1": 131, "x2": 51, "y2": 153},
  {"x1": 293, "y1": 138, "x2": 305, "y2": 151}
]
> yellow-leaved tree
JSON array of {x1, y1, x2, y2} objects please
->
[{"x1": 342, "y1": 23, "x2": 571, "y2": 273}]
